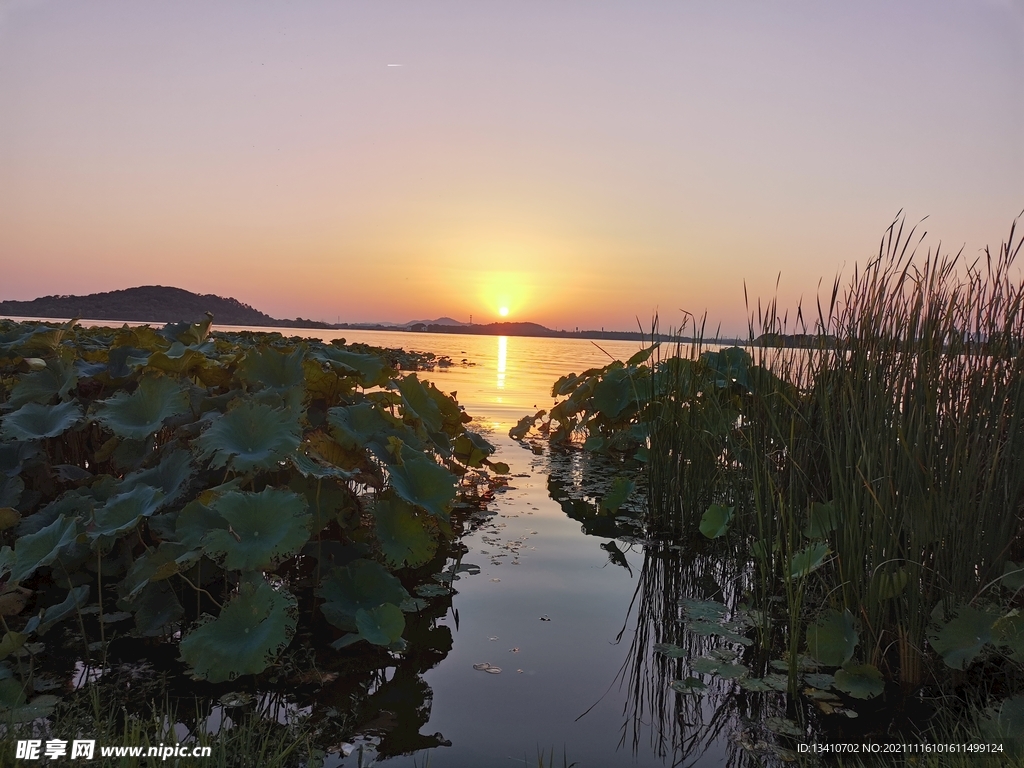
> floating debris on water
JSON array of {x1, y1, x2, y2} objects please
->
[
  {"x1": 473, "y1": 662, "x2": 502, "y2": 674},
  {"x1": 540, "y1": 615, "x2": 551, "y2": 621}
]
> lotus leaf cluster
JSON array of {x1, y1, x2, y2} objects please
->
[{"x1": 0, "y1": 317, "x2": 499, "y2": 720}]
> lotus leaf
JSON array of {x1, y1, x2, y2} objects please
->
[
  {"x1": 238, "y1": 346, "x2": 305, "y2": 391},
  {"x1": 872, "y1": 567, "x2": 910, "y2": 600},
  {"x1": 120, "y1": 449, "x2": 193, "y2": 501},
  {"x1": 834, "y1": 663, "x2": 884, "y2": 699},
  {"x1": 765, "y1": 717, "x2": 804, "y2": 738},
  {"x1": 453, "y1": 431, "x2": 493, "y2": 468},
  {"x1": 592, "y1": 365, "x2": 634, "y2": 419},
  {"x1": 978, "y1": 694, "x2": 1024, "y2": 746},
  {"x1": 316, "y1": 347, "x2": 392, "y2": 388},
  {"x1": 374, "y1": 495, "x2": 437, "y2": 568},
  {"x1": 691, "y1": 657, "x2": 748, "y2": 679},
  {"x1": 122, "y1": 542, "x2": 193, "y2": 599},
  {"x1": 395, "y1": 374, "x2": 444, "y2": 434},
  {"x1": 179, "y1": 579, "x2": 296, "y2": 683},
  {"x1": 0, "y1": 476, "x2": 23, "y2": 510},
  {"x1": 327, "y1": 402, "x2": 416, "y2": 459},
  {"x1": 680, "y1": 599, "x2": 728, "y2": 623},
  {"x1": 96, "y1": 375, "x2": 189, "y2": 439},
  {"x1": 203, "y1": 489, "x2": 311, "y2": 571},
  {"x1": 24, "y1": 585, "x2": 90, "y2": 636},
  {"x1": 17, "y1": 493, "x2": 92, "y2": 537},
  {"x1": 0, "y1": 508, "x2": 20, "y2": 531},
  {"x1": 802, "y1": 672, "x2": 835, "y2": 689},
  {"x1": 89, "y1": 485, "x2": 165, "y2": 544},
  {"x1": 0, "y1": 401, "x2": 84, "y2": 440},
  {"x1": 600, "y1": 476, "x2": 634, "y2": 513},
  {"x1": 196, "y1": 401, "x2": 301, "y2": 472},
  {"x1": 317, "y1": 558, "x2": 410, "y2": 632},
  {"x1": 790, "y1": 543, "x2": 830, "y2": 578},
  {"x1": 699, "y1": 504, "x2": 734, "y2": 539},
  {"x1": 0, "y1": 516, "x2": 78, "y2": 583},
  {"x1": 130, "y1": 581, "x2": 184, "y2": 637},
  {"x1": 355, "y1": 603, "x2": 406, "y2": 646},
  {"x1": 627, "y1": 344, "x2": 658, "y2": 366},
  {"x1": 699, "y1": 346, "x2": 752, "y2": 390},
  {"x1": 1003, "y1": 561, "x2": 1024, "y2": 592},
  {"x1": 803, "y1": 501, "x2": 837, "y2": 539},
  {"x1": 174, "y1": 500, "x2": 228, "y2": 550},
  {"x1": 0, "y1": 632, "x2": 27, "y2": 660},
  {"x1": 388, "y1": 446, "x2": 456, "y2": 520},
  {"x1": 669, "y1": 677, "x2": 706, "y2": 693},
  {"x1": 0, "y1": 678, "x2": 59, "y2": 723},
  {"x1": 994, "y1": 613, "x2": 1024, "y2": 662},
  {"x1": 806, "y1": 609, "x2": 858, "y2": 666},
  {"x1": 927, "y1": 605, "x2": 998, "y2": 669},
  {"x1": 9, "y1": 357, "x2": 78, "y2": 406}
]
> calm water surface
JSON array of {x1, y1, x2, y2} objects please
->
[{"x1": 317, "y1": 330, "x2": 729, "y2": 768}]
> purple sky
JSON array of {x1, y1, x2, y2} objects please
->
[{"x1": 2, "y1": 0, "x2": 1021, "y2": 332}]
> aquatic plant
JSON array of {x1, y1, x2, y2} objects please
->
[{"x1": 0, "y1": 318, "x2": 502, "y2": 724}]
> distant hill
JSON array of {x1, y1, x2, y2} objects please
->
[
  {"x1": 403, "y1": 316, "x2": 467, "y2": 327},
  {"x1": 0, "y1": 286, "x2": 332, "y2": 328}
]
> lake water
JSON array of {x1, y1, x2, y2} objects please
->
[{"x1": 289, "y1": 328, "x2": 731, "y2": 768}]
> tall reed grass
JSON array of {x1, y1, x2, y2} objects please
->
[{"x1": 646, "y1": 215, "x2": 1024, "y2": 691}]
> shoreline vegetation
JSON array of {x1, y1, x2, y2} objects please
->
[{"x1": 509, "y1": 215, "x2": 1024, "y2": 761}]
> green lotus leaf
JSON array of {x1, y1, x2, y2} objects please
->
[
  {"x1": 699, "y1": 346, "x2": 752, "y2": 389},
  {"x1": 374, "y1": 495, "x2": 437, "y2": 568},
  {"x1": 196, "y1": 401, "x2": 301, "y2": 472},
  {"x1": 803, "y1": 672, "x2": 836, "y2": 689},
  {"x1": 669, "y1": 677, "x2": 706, "y2": 693},
  {"x1": 834, "y1": 663, "x2": 884, "y2": 699},
  {"x1": 994, "y1": 613, "x2": 1024, "y2": 662},
  {"x1": 508, "y1": 411, "x2": 545, "y2": 440},
  {"x1": 0, "y1": 516, "x2": 79, "y2": 584},
  {"x1": 317, "y1": 558, "x2": 411, "y2": 632},
  {"x1": 804, "y1": 501, "x2": 838, "y2": 539},
  {"x1": 327, "y1": 402, "x2": 417, "y2": 459},
  {"x1": 680, "y1": 599, "x2": 728, "y2": 623},
  {"x1": 1003, "y1": 561, "x2": 1024, "y2": 592},
  {"x1": 203, "y1": 489, "x2": 311, "y2": 571},
  {"x1": 0, "y1": 401, "x2": 84, "y2": 440},
  {"x1": 88, "y1": 485, "x2": 165, "y2": 544},
  {"x1": 592, "y1": 365, "x2": 634, "y2": 419},
  {"x1": 765, "y1": 717, "x2": 804, "y2": 738},
  {"x1": 652, "y1": 642, "x2": 687, "y2": 658},
  {"x1": 179, "y1": 579, "x2": 296, "y2": 683},
  {"x1": 0, "y1": 678, "x2": 59, "y2": 723},
  {"x1": 927, "y1": 605, "x2": 998, "y2": 669},
  {"x1": 121, "y1": 542, "x2": 193, "y2": 599},
  {"x1": 355, "y1": 603, "x2": 405, "y2": 646},
  {"x1": 872, "y1": 567, "x2": 910, "y2": 600},
  {"x1": 174, "y1": 500, "x2": 228, "y2": 550},
  {"x1": 453, "y1": 431, "x2": 493, "y2": 468},
  {"x1": 395, "y1": 374, "x2": 444, "y2": 434},
  {"x1": 120, "y1": 449, "x2": 193, "y2": 501},
  {"x1": 316, "y1": 347, "x2": 392, "y2": 388},
  {"x1": 238, "y1": 346, "x2": 305, "y2": 391},
  {"x1": 0, "y1": 632, "x2": 27, "y2": 661},
  {"x1": 978, "y1": 694, "x2": 1024, "y2": 746},
  {"x1": 9, "y1": 357, "x2": 78, "y2": 407},
  {"x1": 130, "y1": 581, "x2": 184, "y2": 637},
  {"x1": 790, "y1": 543, "x2": 830, "y2": 578},
  {"x1": 806, "y1": 609, "x2": 858, "y2": 666},
  {"x1": 23, "y1": 585, "x2": 90, "y2": 636},
  {"x1": 16, "y1": 492, "x2": 92, "y2": 537},
  {"x1": 96, "y1": 375, "x2": 189, "y2": 440},
  {"x1": 600, "y1": 477, "x2": 635, "y2": 513},
  {"x1": 691, "y1": 657, "x2": 748, "y2": 679},
  {"x1": 627, "y1": 344, "x2": 658, "y2": 366},
  {"x1": 699, "y1": 504, "x2": 734, "y2": 539},
  {"x1": 0, "y1": 476, "x2": 23, "y2": 510},
  {"x1": 387, "y1": 447, "x2": 456, "y2": 520}
]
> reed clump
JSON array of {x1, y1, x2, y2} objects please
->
[{"x1": 646, "y1": 214, "x2": 1024, "y2": 694}]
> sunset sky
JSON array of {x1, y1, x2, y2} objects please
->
[{"x1": 1, "y1": 1, "x2": 1021, "y2": 334}]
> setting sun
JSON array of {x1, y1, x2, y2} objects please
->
[{"x1": 498, "y1": 307, "x2": 509, "y2": 317}]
